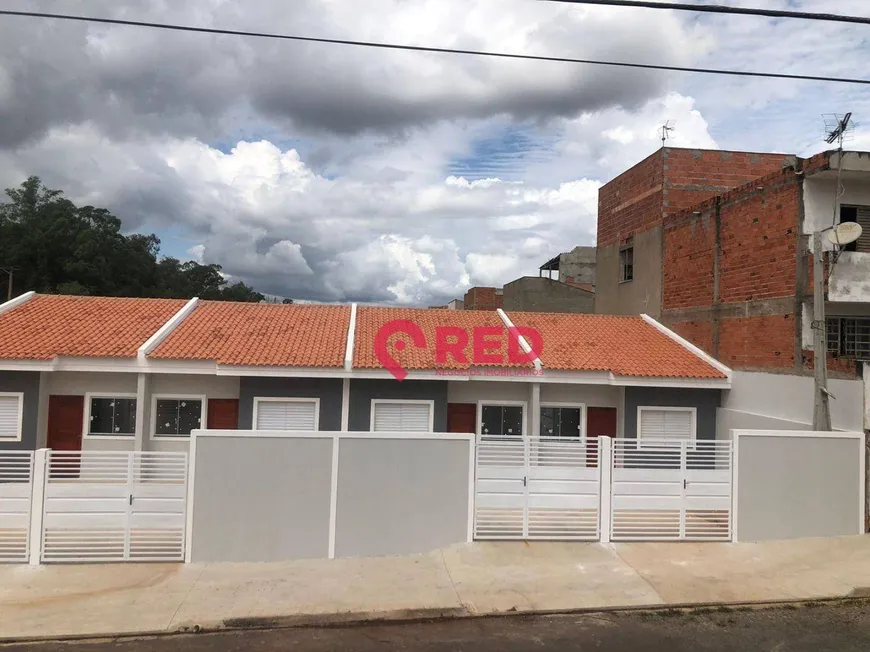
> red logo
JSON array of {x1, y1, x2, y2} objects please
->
[{"x1": 374, "y1": 320, "x2": 543, "y2": 381}]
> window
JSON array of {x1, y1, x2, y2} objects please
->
[
  {"x1": 371, "y1": 400, "x2": 433, "y2": 432},
  {"x1": 254, "y1": 398, "x2": 319, "y2": 431},
  {"x1": 540, "y1": 406, "x2": 584, "y2": 438},
  {"x1": 153, "y1": 397, "x2": 203, "y2": 438},
  {"x1": 828, "y1": 317, "x2": 870, "y2": 360},
  {"x1": 0, "y1": 393, "x2": 23, "y2": 441},
  {"x1": 481, "y1": 404, "x2": 524, "y2": 436},
  {"x1": 619, "y1": 245, "x2": 634, "y2": 282},
  {"x1": 839, "y1": 205, "x2": 870, "y2": 253},
  {"x1": 87, "y1": 396, "x2": 136, "y2": 436},
  {"x1": 637, "y1": 407, "x2": 696, "y2": 445}
]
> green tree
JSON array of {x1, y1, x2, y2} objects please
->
[{"x1": 0, "y1": 177, "x2": 267, "y2": 302}]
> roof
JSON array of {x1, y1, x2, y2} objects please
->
[
  {"x1": 507, "y1": 312, "x2": 726, "y2": 379},
  {"x1": 353, "y1": 307, "x2": 532, "y2": 370},
  {"x1": 149, "y1": 301, "x2": 351, "y2": 368},
  {"x1": 0, "y1": 295, "x2": 187, "y2": 359}
]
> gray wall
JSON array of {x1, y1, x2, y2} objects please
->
[
  {"x1": 735, "y1": 434, "x2": 864, "y2": 542},
  {"x1": 334, "y1": 438, "x2": 471, "y2": 557},
  {"x1": 0, "y1": 371, "x2": 40, "y2": 451},
  {"x1": 558, "y1": 246, "x2": 596, "y2": 286},
  {"x1": 349, "y1": 379, "x2": 447, "y2": 431},
  {"x1": 594, "y1": 227, "x2": 663, "y2": 317},
  {"x1": 624, "y1": 386, "x2": 720, "y2": 440},
  {"x1": 503, "y1": 277, "x2": 594, "y2": 314},
  {"x1": 190, "y1": 435, "x2": 333, "y2": 562},
  {"x1": 239, "y1": 377, "x2": 343, "y2": 430}
]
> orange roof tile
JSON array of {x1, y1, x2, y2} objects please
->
[
  {"x1": 506, "y1": 312, "x2": 726, "y2": 379},
  {"x1": 0, "y1": 295, "x2": 187, "y2": 359},
  {"x1": 353, "y1": 307, "x2": 533, "y2": 371},
  {"x1": 150, "y1": 301, "x2": 350, "y2": 368}
]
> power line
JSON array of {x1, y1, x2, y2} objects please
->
[
  {"x1": 2, "y1": 9, "x2": 870, "y2": 87},
  {"x1": 540, "y1": 0, "x2": 870, "y2": 26}
]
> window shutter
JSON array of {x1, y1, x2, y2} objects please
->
[
  {"x1": 373, "y1": 403, "x2": 431, "y2": 432},
  {"x1": 0, "y1": 395, "x2": 20, "y2": 439},
  {"x1": 639, "y1": 409, "x2": 693, "y2": 443},
  {"x1": 256, "y1": 400, "x2": 317, "y2": 431},
  {"x1": 856, "y1": 207, "x2": 870, "y2": 252}
]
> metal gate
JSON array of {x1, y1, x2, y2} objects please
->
[
  {"x1": 474, "y1": 436, "x2": 601, "y2": 540},
  {"x1": 610, "y1": 439, "x2": 732, "y2": 541},
  {"x1": 41, "y1": 451, "x2": 188, "y2": 562},
  {"x1": 0, "y1": 452, "x2": 35, "y2": 563}
]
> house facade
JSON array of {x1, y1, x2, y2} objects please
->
[{"x1": 0, "y1": 293, "x2": 732, "y2": 454}]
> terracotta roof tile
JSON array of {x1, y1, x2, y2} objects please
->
[
  {"x1": 506, "y1": 312, "x2": 726, "y2": 379},
  {"x1": 150, "y1": 301, "x2": 350, "y2": 368},
  {"x1": 0, "y1": 295, "x2": 187, "y2": 359},
  {"x1": 354, "y1": 307, "x2": 531, "y2": 370}
]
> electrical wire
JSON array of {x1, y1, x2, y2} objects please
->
[
  {"x1": 1, "y1": 9, "x2": 870, "y2": 86},
  {"x1": 539, "y1": 0, "x2": 870, "y2": 26}
]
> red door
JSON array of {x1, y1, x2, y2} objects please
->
[
  {"x1": 47, "y1": 395, "x2": 84, "y2": 451},
  {"x1": 586, "y1": 407, "x2": 617, "y2": 467},
  {"x1": 207, "y1": 399, "x2": 239, "y2": 430},
  {"x1": 447, "y1": 403, "x2": 477, "y2": 434}
]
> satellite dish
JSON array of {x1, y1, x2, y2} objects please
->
[{"x1": 829, "y1": 222, "x2": 863, "y2": 247}]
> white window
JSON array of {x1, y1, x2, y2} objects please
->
[
  {"x1": 254, "y1": 398, "x2": 319, "y2": 431},
  {"x1": 85, "y1": 394, "x2": 137, "y2": 437},
  {"x1": 0, "y1": 393, "x2": 23, "y2": 441},
  {"x1": 152, "y1": 396, "x2": 204, "y2": 438},
  {"x1": 371, "y1": 400, "x2": 433, "y2": 432},
  {"x1": 637, "y1": 406, "x2": 696, "y2": 445}
]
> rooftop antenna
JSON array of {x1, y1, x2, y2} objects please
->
[
  {"x1": 822, "y1": 113, "x2": 856, "y2": 231},
  {"x1": 661, "y1": 121, "x2": 675, "y2": 147}
]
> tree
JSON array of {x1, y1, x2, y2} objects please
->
[{"x1": 0, "y1": 177, "x2": 267, "y2": 302}]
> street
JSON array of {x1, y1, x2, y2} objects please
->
[{"x1": 4, "y1": 602, "x2": 870, "y2": 652}]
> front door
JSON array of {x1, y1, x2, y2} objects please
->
[
  {"x1": 447, "y1": 403, "x2": 476, "y2": 434},
  {"x1": 47, "y1": 395, "x2": 84, "y2": 451},
  {"x1": 207, "y1": 399, "x2": 239, "y2": 429},
  {"x1": 586, "y1": 407, "x2": 617, "y2": 439}
]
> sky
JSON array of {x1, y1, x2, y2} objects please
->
[{"x1": 1, "y1": 0, "x2": 870, "y2": 305}]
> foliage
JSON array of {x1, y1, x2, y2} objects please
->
[{"x1": 0, "y1": 176, "x2": 266, "y2": 302}]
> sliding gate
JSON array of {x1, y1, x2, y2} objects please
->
[
  {"x1": 474, "y1": 436, "x2": 601, "y2": 540},
  {"x1": 610, "y1": 439, "x2": 732, "y2": 541},
  {"x1": 0, "y1": 452, "x2": 35, "y2": 562}
]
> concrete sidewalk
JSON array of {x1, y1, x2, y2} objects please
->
[{"x1": 1, "y1": 536, "x2": 869, "y2": 641}]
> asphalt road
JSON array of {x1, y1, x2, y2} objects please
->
[{"x1": 5, "y1": 602, "x2": 870, "y2": 652}]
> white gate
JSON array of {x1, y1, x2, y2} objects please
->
[
  {"x1": 0, "y1": 452, "x2": 35, "y2": 563},
  {"x1": 474, "y1": 436, "x2": 601, "y2": 540},
  {"x1": 41, "y1": 451, "x2": 188, "y2": 562},
  {"x1": 610, "y1": 439, "x2": 732, "y2": 541}
]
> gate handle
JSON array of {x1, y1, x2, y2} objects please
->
[
  {"x1": 523, "y1": 476, "x2": 527, "y2": 487},
  {"x1": 683, "y1": 479, "x2": 688, "y2": 489},
  {"x1": 129, "y1": 494, "x2": 133, "y2": 506}
]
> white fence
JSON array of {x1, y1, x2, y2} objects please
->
[{"x1": 0, "y1": 452, "x2": 34, "y2": 563}]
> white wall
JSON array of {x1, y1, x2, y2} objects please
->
[
  {"x1": 540, "y1": 384, "x2": 620, "y2": 407},
  {"x1": 722, "y1": 370, "x2": 864, "y2": 433},
  {"x1": 447, "y1": 380, "x2": 529, "y2": 404},
  {"x1": 803, "y1": 176, "x2": 870, "y2": 237}
]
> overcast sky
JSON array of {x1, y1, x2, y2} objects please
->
[{"x1": 2, "y1": 0, "x2": 870, "y2": 305}]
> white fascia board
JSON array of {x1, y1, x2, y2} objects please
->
[
  {"x1": 0, "y1": 291, "x2": 35, "y2": 317},
  {"x1": 640, "y1": 313, "x2": 733, "y2": 380},
  {"x1": 497, "y1": 308, "x2": 543, "y2": 372},
  {"x1": 0, "y1": 359, "x2": 54, "y2": 372},
  {"x1": 216, "y1": 364, "x2": 350, "y2": 378},
  {"x1": 138, "y1": 297, "x2": 200, "y2": 362},
  {"x1": 343, "y1": 303, "x2": 358, "y2": 372},
  {"x1": 611, "y1": 373, "x2": 731, "y2": 389}
]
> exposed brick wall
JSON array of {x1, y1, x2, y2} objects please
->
[
  {"x1": 464, "y1": 287, "x2": 503, "y2": 311},
  {"x1": 718, "y1": 179, "x2": 800, "y2": 304},
  {"x1": 598, "y1": 149, "x2": 663, "y2": 249},
  {"x1": 662, "y1": 149, "x2": 794, "y2": 217},
  {"x1": 718, "y1": 314, "x2": 796, "y2": 369},
  {"x1": 662, "y1": 213, "x2": 716, "y2": 310},
  {"x1": 669, "y1": 320, "x2": 714, "y2": 355}
]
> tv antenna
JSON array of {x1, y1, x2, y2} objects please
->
[
  {"x1": 822, "y1": 113, "x2": 856, "y2": 230},
  {"x1": 661, "y1": 121, "x2": 675, "y2": 146}
]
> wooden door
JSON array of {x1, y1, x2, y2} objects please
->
[
  {"x1": 47, "y1": 395, "x2": 84, "y2": 451},
  {"x1": 447, "y1": 403, "x2": 477, "y2": 434},
  {"x1": 586, "y1": 407, "x2": 617, "y2": 468},
  {"x1": 207, "y1": 399, "x2": 239, "y2": 430}
]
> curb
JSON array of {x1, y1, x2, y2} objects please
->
[{"x1": 3, "y1": 595, "x2": 869, "y2": 645}]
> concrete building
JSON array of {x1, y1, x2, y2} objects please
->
[
  {"x1": 539, "y1": 246, "x2": 597, "y2": 291},
  {"x1": 595, "y1": 146, "x2": 870, "y2": 431},
  {"x1": 502, "y1": 277, "x2": 594, "y2": 314}
]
